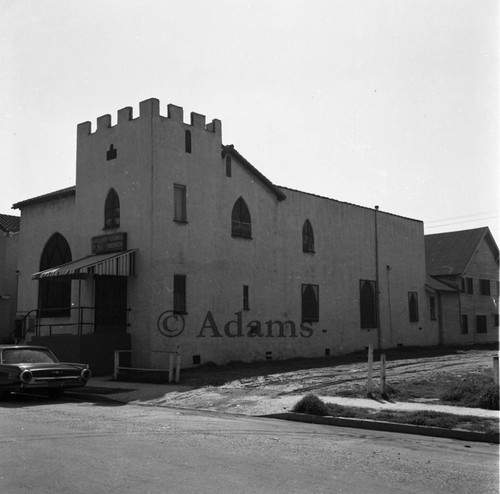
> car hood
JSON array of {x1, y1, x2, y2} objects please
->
[{"x1": 13, "y1": 362, "x2": 87, "y2": 371}]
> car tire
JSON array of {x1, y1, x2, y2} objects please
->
[
  {"x1": 47, "y1": 389, "x2": 64, "y2": 399},
  {"x1": 0, "y1": 390, "x2": 11, "y2": 400}
]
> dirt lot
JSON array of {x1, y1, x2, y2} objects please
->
[{"x1": 144, "y1": 345, "x2": 499, "y2": 416}]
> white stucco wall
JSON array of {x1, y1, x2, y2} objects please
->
[{"x1": 15, "y1": 98, "x2": 441, "y2": 368}]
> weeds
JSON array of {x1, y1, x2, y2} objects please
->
[
  {"x1": 440, "y1": 374, "x2": 499, "y2": 410},
  {"x1": 292, "y1": 394, "x2": 330, "y2": 416}
]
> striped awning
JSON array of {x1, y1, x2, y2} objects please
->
[{"x1": 32, "y1": 250, "x2": 137, "y2": 279}]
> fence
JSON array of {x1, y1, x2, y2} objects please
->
[{"x1": 113, "y1": 349, "x2": 181, "y2": 383}]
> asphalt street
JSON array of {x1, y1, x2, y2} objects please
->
[{"x1": 0, "y1": 393, "x2": 498, "y2": 493}]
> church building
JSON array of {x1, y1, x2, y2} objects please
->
[{"x1": 13, "y1": 98, "x2": 437, "y2": 374}]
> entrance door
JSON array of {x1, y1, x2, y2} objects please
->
[{"x1": 94, "y1": 276, "x2": 128, "y2": 332}]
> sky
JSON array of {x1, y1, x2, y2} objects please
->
[{"x1": 1, "y1": 0, "x2": 498, "y2": 241}]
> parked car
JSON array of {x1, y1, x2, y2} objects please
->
[{"x1": 0, "y1": 345, "x2": 91, "y2": 398}]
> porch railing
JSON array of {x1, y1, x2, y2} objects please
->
[
  {"x1": 113, "y1": 349, "x2": 182, "y2": 383},
  {"x1": 11, "y1": 306, "x2": 101, "y2": 342}
]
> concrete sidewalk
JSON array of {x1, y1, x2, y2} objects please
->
[{"x1": 82, "y1": 375, "x2": 499, "y2": 418}]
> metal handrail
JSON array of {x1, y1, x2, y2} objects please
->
[{"x1": 10, "y1": 306, "x2": 96, "y2": 342}]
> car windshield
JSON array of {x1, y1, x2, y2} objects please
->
[{"x1": 2, "y1": 348, "x2": 57, "y2": 364}]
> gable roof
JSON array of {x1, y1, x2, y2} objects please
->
[
  {"x1": 222, "y1": 145, "x2": 286, "y2": 201},
  {"x1": 425, "y1": 227, "x2": 499, "y2": 276},
  {"x1": 0, "y1": 214, "x2": 20, "y2": 233},
  {"x1": 12, "y1": 186, "x2": 76, "y2": 210}
]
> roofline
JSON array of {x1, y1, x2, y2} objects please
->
[
  {"x1": 222, "y1": 145, "x2": 287, "y2": 201},
  {"x1": 462, "y1": 227, "x2": 499, "y2": 273},
  {"x1": 12, "y1": 186, "x2": 76, "y2": 210},
  {"x1": 278, "y1": 185, "x2": 424, "y2": 223}
]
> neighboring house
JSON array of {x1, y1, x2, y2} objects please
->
[
  {"x1": 0, "y1": 214, "x2": 20, "y2": 341},
  {"x1": 425, "y1": 227, "x2": 499, "y2": 345},
  {"x1": 13, "y1": 98, "x2": 437, "y2": 374}
]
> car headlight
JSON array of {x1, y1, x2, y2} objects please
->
[
  {"x1": 80, "y1": 369, "x2": 92, "y2": 382},
  {"x1": 20, "y1": 370, "x2": 33, "y2": 383}
]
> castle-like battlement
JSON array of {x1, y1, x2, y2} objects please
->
[{"x1": 77, "y1": 98, "x2": 222, "y2": 137}]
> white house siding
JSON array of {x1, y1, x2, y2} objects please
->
[
  {"x1": 459, "y1": 238, "x2": 499, "y2": 344},
  {"x1": 0, "y1": 230, "x2": 19, "y2": 340},
  {"x1": 15, "y1": 98, "x2": 439, "y2": 368}
]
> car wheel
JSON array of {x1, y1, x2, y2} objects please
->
[
  {"x1": 47, "y1": 389, "x2": 64, "y2": 399},
  {"x1": 0, "y1": 390, "x2": 11, "y2": 400}
]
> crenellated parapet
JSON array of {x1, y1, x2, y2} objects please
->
[{"x1": 77, "y1": 98, "x2": 222, "y2": 137}]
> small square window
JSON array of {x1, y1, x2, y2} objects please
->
[
  {"x1": 461, "y1": 277, "x2": 473, "y2": 294},
  {"x1": 476, "y1": 315, "x2": 487, "y2": 334},
  {"x1": 480, "y1": 279, "x2": 491, "y2": 296},
  {"x1": 106, "y1": 144, "x2": 117, "y2": 161}
]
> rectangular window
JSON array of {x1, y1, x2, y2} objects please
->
[
  {"x1": 302, "y1": 284, "x2": 319, "y2": 322},
  {"x1": 360, "y1": 280, "x2": 377, "y2": 328},
  {"x1": 243, "y1": 285, "x2": 249, "y2": 310},
  {"x1": 429, "y1": 296, "x2": 436, "y2": 321},
  {"x1": 479, "y1": 279, "x2": 491, "y2": 296},
  {"x1": 461, "y1": 314, "x2": 468, "y2": 334},
  {"x1": 408, "y1": 292, "x2": 419, "y2": 322},
  {"x1": 493, "y1": 314, "x2": 499, "y2": 327},
  {"x1": 476, "y1": 315, "x2": 487, "y2": 334},
  {"x1": 461, "y1": 277, "x2": 473, "y2": 294},
  {"x1": 174, "y1": 184, "x2": 187, "y2": 222},
  {"x1": 173, "y1": 275, "x2": 186, "y2": 313}
]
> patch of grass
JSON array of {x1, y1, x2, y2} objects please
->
[
  {"x1": 292, "y1": 394, "x2": 329, "y2": 416},
  {"x1": 324, "y1": 404, "x2": 498, "y2": 434},
  {"x1": 440, "y1": 374, "x2": 499, "y2": 410},
  {"x1": 292, "y1": 398, "x2": 498, "y2": 434}
]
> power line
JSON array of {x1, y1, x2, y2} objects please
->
[
  {"x1": 425, "y1": 215, "x2": 499, "y2": 229},
  {"x1": 426, "y1": 211, "x2": 499, "y2": 224}
]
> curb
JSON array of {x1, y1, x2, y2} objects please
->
[{"x1": 264, "y1": 412, "x2": 500, "y2": 444}]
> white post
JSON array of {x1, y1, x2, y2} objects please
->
[
  {"x1": 367, "y1": 344, "x2": 373, "y2": 395},
  {"x1": 493, "y1": 356, "x2": 499, "y2": 385},
  {"x1": 175, "y1": 350, "x2": 181, "y2": 383},
  {"x1": 380, "y1": 354, "x2": 386, "y2": 395},
  {"x1": 113, "y1": 351, "x2": 119, "y2": 380},
  {"x1": 168, "y1": 353, "x2": 174, "y2": 383}
]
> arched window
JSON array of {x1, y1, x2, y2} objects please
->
[
  {"x1": 185, "y1": 130, "x2": 192, "y2": 153},
  {"x1": 225, "y1": 155, "x2": 232, "y2": 177},
  {"x1": 104, "y1": 188, "x2": 120, "y2": 229},
  {"x1": 39, "y1": 233, "x2": 72, "y2": 317},
  {"x1": 302, "y1": 284, "x2": 319, "y2": 322},
  {"x1": 231, "y1": 197, "x2": 251, "y2": 238},
  {"x1": 360, "y1": 280, "x2": 377, "y2": 328},
  {"x1": 302, "y1": 219, "x2": 314, "y2": 253}
]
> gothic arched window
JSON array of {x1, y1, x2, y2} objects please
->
[
  {"x1": 104, "y1": 188, "x2": 120, "y2": 229},
  {"x1": 39, "y1": 233, "x2": 72, "y2": 317},
  {"x1": 302, "y1": 219, "x2": 314, "y2": 253},
  {"x1": 231, "y1": 197, "x2": 251, "y2": 238}
]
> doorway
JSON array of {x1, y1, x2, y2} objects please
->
[{"x1": 94, "y1": 276, "x2": 128, "y2": 332}]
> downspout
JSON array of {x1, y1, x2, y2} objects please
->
[{"x1": 375, "y1": 205, "x2": 381, "y2": 349}]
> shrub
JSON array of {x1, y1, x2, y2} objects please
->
[
  {"x1": 440, "y1": 375, "x2": 499, "y2": 410},
  {"x1": 292, "y1": 394, "x2": 330, "y2": 416},
  {"x1": 477, "y1": 385, "x2": 499, "y2": 410}
]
